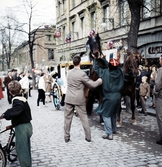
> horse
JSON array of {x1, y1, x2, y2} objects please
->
[
  {"x1": 85, "y1": 32, "x2": 105, "y2": 116},
  {"x1": 116, "y1": 51, "x2": 141, "y2": 126},
  {"x1": 85, "y1": 32, "x2": 141, "y2": 126}
]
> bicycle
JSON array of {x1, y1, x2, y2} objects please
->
[
  {"x1": 0, "y1": 121, "x2": 17, "y2": 167},
  {"x1": 51, "y1": 78, "x2": 64, "y2": 110}
]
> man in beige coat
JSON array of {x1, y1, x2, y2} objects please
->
[{"x1": 64, "y1": 55, "x2": 102, "y2": 142}]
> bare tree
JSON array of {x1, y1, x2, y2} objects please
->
[
  {"x1": 127, "y1": 0, "x2": 157, "y2": 53},
  {"x1": 13, "y1": 0, "x2": 52, "y2": 87},
  {"x1": 0, "y1": 12, "x2": 24, "y2": 70}
]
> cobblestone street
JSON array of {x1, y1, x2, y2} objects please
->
[{"x1": 0, "y1": 89, "x2": 162, "y2": 167}]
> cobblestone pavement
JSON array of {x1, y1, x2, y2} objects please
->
[{"x1": 0, "y1": 90, "x2": 162, "y2": 167}]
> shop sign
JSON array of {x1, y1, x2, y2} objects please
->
[
  {"x1": 148, "y1": 46, "x2": 162, "y2": 54},
  {"x1": 141, "y1": 43, "x2": 162, "y2": 58}
]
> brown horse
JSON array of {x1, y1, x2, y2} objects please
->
[
  {"x1": 116, "y1": 51, "x2": 141, "y2": 126},
  {"x1": 85, "y1": 32, "x2": 107, "y2": 117},
  {"x1": 85, "y1": 33, "x2": 141, "y2": 126}
]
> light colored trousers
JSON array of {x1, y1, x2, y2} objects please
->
[{"x1": 64, "y1": 103, "x2": 91, "y2": 140}]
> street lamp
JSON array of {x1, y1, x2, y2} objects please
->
[{"x1": 101, "y1": 18, "x2": 114, "y2": 29}]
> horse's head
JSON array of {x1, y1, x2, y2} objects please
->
[
  {"x1": 123, "y1": 52, "x2": 139, "y2": 78},
  {"x1": 86, "y1": 32, "x2": 102, "y2": 60}
]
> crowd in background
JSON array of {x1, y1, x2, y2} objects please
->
[
  {"x1": 0, "y1": 63, "x2": 160, "y2": 109},
  {"x1": 0, "y1": 60, "x2": 161, "y2": 145},
  {"x1": 135, "y1": 64, "x2": 158, "y2": 115},
  {"x1": 0, "y1": 69, "x2": 54, "y2": 107}
]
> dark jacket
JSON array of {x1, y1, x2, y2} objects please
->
[
  {"x1": 3, "y1": 95, "x2": 32, "y2": 127},
  {"x1": 135, "y1": 75, "x2": 142, "y2": 89},
  {"x1": 3, "y1": 75, "x2": 14, "y2": 87}
]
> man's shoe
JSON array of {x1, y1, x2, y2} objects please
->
[
  {"x1": 102, "y1": 134, "x2": 113, "y2": 140},
  {"x1": 65, "y1": 138, "x2": 70, "y2": 143},
  {"x1": 85, "y1": 138, "x2": 91, "y2": 142},
  {"x1": 144, "y1": 112, "x2": 147, "y2": 116},
  {"x1": 156, "y1": 140, "x2": 162, "y2": 145}
]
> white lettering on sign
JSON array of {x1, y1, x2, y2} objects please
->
[{"x1": 148, "y1": 46, "x2": 162, "y2": 54}]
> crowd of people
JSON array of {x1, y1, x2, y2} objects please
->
[
  {"x1": 0, "y1": 69, "x2": 54, "y2": 107},
  {"x1": 135, "y1": 64, "x2": 158, "y2": 115},
  {"x1": 0, "y1": 54, "x2": 162, "y2": 167},
  {"x1": 64, "y1": 54, "x2": 162, "y2": 146},
  {"x1": 0, "y1": 69, "x2": 54, "y2": 166}
]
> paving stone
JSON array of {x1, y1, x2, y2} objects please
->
[{"x1": 0, "y1": 89, "x2": 161, "y2": 167}]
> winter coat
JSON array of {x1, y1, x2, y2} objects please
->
[{"x1": 93, "y1": 57, "x2": 124, "y2": 117}]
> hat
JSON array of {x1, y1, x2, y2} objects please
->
[
  {"x1": 8, "y1": 69, "x2": 12, "y2": 72},
  {"x1": 89, "y1": 30, "x2": 95, "y2": 36},
  {"x1": 109, "y1": 58, "x2": 119, "y2": 66}
]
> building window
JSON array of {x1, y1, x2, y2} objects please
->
[
  {"x1": 81, "y1": 17, "x2": 85, "y2": 38},
  {"x1": 63, "y1": 26, "x2": 65, "y2": 42},
  {"x1": 63, "y1": 0, "x2": 65, "y2": 12},
  {"x1": 48, "y1": 49, "x2": 54, "y2": 60},
  {"x1": 119, "y1": 0, "x2": 128, "y2": 26},
  {"x1": 103, "y1": 5, "x2": 110, "y2": 30},
  {"x1": 72, "y1": 0, "x2": 75, "y2": 8},
  {"x1": 142, "y1": 0, "x2": 151, "y2": 18},
  {"x1": 47, "y1": 35, "x2": 51, "y2": 41},
  {"x1": 155, "y1": 0, "x2": 162, "y2": 15},
  {"x1": 58, "y1": 1, "x2": 61, "y2": 17},
  {"x1": 91, "y1": 12, "x2": 96, "y2": 30},
  {"x1": 71, "y1": 21, "x2": 77, "y2": 40},
  {"x1": 161, "y1": 0, "x2": 162, "y2": 13}
]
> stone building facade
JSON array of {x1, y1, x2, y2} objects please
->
[
  {"x1": 13, "y1": 25, "x2": 57, "y2": 73},
  {"x1": 55, "y1": 0, "x2": 162, "y2": 66}
]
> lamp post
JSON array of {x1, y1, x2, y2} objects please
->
[{"x1": 101, "y1": 18, "x2": 114, "y2": 29}]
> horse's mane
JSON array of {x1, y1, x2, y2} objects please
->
[{"x1": 123, "y1": 52, "x2": 139, "y2": 78}]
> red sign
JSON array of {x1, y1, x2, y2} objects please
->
[{"x1": 55, "y1": 30, "x2": 61, "y2": 38}]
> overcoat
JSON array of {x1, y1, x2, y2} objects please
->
[
  {"x1": 3, "y1": 75, "x2": 13, "y2": 87},
  {"x1": 93, "y1": 57, "x2": 124, "y2": 117},
  {"x1": 65, "y1": 67, "x2": 101, "y2": 105}
]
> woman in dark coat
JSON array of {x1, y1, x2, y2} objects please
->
[{"x1": 93, "y1": 55, "x2": 124, "y2": 140}]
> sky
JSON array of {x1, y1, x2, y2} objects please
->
[{"x1": 0, "y1": 0, "x2": 56, "y2": 28}]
